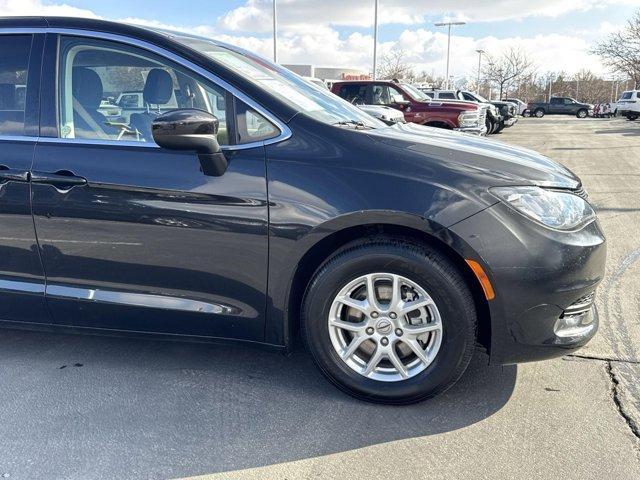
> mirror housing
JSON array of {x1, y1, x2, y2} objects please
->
[{"x1": 152, "y1": 109, "x2": 228, "y2": 176}]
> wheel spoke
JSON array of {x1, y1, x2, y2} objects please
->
[
  {"x1": 336, "y1": 295, "x2": 370, "y2": 316},
  {"x1": 329, "y1": 318, "x2": 366, "y2": 333},
  {"x1": 365, "y1": 274, "x2": 381, "y2": 311},
  {"x1": 363, "y1": 347, "x2": 384, "y2": 376},
  {"x1": 399, "y1": 297, "x2": 433, "y2": 315},
  {"x1": 402, "y1": 338, "x2": 431, "y2": 366},
  {"x1": 389, "y1": 274, "x2": 401, "y2": 310},
  {"x1": 404, "y1": 321, "x2": 441, "y2": 335},
  {"x1": 341, "y1": 335, "x2": 367, "y2": 359},
  {"x1": 387, "y1": 347, "x2": 408, "y2": 378}
]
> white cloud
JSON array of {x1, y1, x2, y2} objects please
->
[
  {"x1": 218, "y1": 0, "x2": 638, "y2": 32},
  {"x1": 0, "y1": 0, "x2": 97, "y2": 17},
  {"x1": 0, "y1": 0, "x2": 626, "y2": 78}
]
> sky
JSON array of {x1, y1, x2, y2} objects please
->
[{"x1": 2, "y1": 0, "x2": 640, "y2": 81}]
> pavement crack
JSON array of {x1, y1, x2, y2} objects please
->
[
  {"x1": 606, "y1": 360, "x2": 640, "y2": 443},
  {"x1": 565, "y1": 353, "x2": 640, "y2": 364}
]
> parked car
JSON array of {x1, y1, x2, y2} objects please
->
[
  {"x1": 0, "y1": 17, "x2": 605, "y2": 404},
  {"x1": 458, "y1": 91, "x2": 518, "y2": 133},
  {"x1": 357, "y1": 104, "x2": 406, "y2": 125},
  {"x1": 332, "y1": 80, "x2": 487, "y2": 135},
  {"x1": 528, "y1": 97, "x2": 593, "y2": 118},
  {"x1": 593, "y1": 103, "x2": 614, "y2": 118},
  {"x1": 504, "y1": 98, "x2": 528, "y2": 116},
  {"x1": 423, "y1": 88, "x2": 503, "y2": 134},
  {"x1": 303, "y1": 76, "x2": 329, "y2": 90},
  {"x1": 617, "y1": 90, "x2": 640, "y2": 120}
]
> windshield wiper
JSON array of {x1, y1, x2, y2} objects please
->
[{"x1": 333, "y1": 120, "x2": 372, "y2": 130}]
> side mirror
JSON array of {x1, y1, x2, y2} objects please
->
[{"x1": 152, "y1": 108, "x2": 228, "y2": 176}]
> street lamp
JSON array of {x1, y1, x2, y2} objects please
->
[
  {"x1": 434, "y1": 21, "x2": 466, "y2": 89},
  {"x1": 272, "y1": 0, "x2": 277, "y2": 63},
  {"x1": 475, "y1": 49, "x2": 485, "y2": 95},
  {"x1": 372, "y1": 0, "x2": 378, "y2": 79}
]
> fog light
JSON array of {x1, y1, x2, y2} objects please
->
[{"x1": 554, "y1": 305, "x2": 596, "y2": 338}]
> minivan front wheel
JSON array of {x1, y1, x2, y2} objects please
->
[{"x1": 302, "y1": 239, "x2": 477, "y2": 404}]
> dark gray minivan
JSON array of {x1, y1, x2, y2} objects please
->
[{"x1": 0, "y1": 17, "x2": 605, "y2": 403}]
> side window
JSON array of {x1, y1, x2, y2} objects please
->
[
  {"x1": 440, "y1": 92, "x2": 457, "y2": 100},
  {"x1": 58, "y1": 36, "x2": 230, "y2": 145},
  {"x1": 236, "y1": 100, "x2": 279, "y2": 143},
  {"x1": 564, "y1": 98, "x2": 573, "y2": 105},
  {"x1": 0, "y1": 35, "x2": 32, "y2": 136},
  {"x1": 371, "y1": 85, "x2": 390, "y2": 105},
  {"x1": 387, "y1": 85, "x2": 407, "y2": 103},
  {"x1": 550, "y1": 98, "x2": 561, "y2": 105},
  {"x1": 423, "y1": 91, "x2": 434, "y2": 98}
]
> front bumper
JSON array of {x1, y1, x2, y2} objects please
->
[
  {"x1": 455, "y1": 124, "x2": 488, "y2": 136},
  {"x1": 503, "y1": 116, "x2": 518, "y2": 127},
  {"x1": 450, "y1": 201, "x2": 606, "y2": 364}
]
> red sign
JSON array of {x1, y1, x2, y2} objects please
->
[{"x1": 341, "y1": 73, "x2": 371, "y2": 80}]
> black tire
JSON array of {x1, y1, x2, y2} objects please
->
[
  {"x1": 494, "y1": 120, "x2": 505, "y2": 134},
  {"x1": 627, "y1": 113, "x2": 638, "y2": 121},
  {"x1": 301, "y1": 238, "x2": 477, "y2": 404},
  {"x1": 576, "y1": 109, "x2": 588, "y2": 119},
  {"x1": 485, "y1": 117, "x2": 495, "y2": 135},
  {"x1": 534, "y1": 108, "x2": 545, "y2": 118}
]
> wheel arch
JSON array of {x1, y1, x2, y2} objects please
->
[{"x1": 284, "y1": 219, "x2": 492, "y2": 354}]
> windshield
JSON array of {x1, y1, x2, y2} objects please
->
[
  {"x1": 401, "y1": 84, "x2": 430, "y2": 101},
  {"x1": 469, "y1": 92, "x2": 490, "y2": 103},
  {"x1": 621, "y1": 91, "x2": 633, "y2": 100},
  {"x1": 167, "y1": 33, "x2": 383, "y2": 128}
]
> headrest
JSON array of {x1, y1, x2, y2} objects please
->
[
  {"x1": 72, "y1": 68, "x2": 103, "y2": 109},
  {"x1": 143, "y1": 68, "x2": 173, "y2": 105}
]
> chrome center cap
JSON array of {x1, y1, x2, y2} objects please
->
[{"x1": 375, "y1": 318, "x2": 393, "y2": 335}]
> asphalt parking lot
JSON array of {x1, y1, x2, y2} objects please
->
[{"x1": 1, "y1": 116, "x2": 639, "y2": 480}]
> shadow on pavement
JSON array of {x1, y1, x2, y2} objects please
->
[
  {"x1": 594, "y1": 127, "x2": 640, "y2": 136},
  {"x1": 0, "y1": 328, "x2": 517, "y2": 479}
]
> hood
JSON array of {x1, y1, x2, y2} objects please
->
[
  {"x1": 359, "y1": 105, "x2": 403, "y2": 117},
  {"x1": 367, "y1": 122, "x2": 580, "y2": 189},
  {"x1": 417, "y1": 99, "x2": 478, "y2": 111}
]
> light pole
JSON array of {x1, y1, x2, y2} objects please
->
[
  {"x1": 475, "y1": 49, "x2": 485, "y2": 94},
  {"x1": 372, "y1": 0, "x2": 378, "y2": 79},
  {"x1": 434, "y1": 21, "x2": 466, "y2": 90},
  {"x1": 272, "y1": 0, "x2": 277, "y2": 63}
]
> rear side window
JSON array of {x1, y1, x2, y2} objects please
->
[
  {"x1": 440, "y1": 92, "x2": 456, "y2": 99},
  {"x1": 0, "y1": 35, "x2": 32, "y2": 136},
  {"x1": 621, "y1": 92, "x2": 633, "y2": 100}
]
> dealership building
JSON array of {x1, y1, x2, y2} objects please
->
[{"x1": 283, "y1": 64, "x2": 370, "y2": 82}]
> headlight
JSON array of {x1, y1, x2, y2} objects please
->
[
  {"x1": 458, "y1": 111, "x2": 480, "y2": 128},
  {"x1": 490, "y1": 186, "x2": 596, "y2": 231}
]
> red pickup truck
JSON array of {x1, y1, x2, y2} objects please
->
[{"x1": 331, "y1": 80, "x2": 487, "y2": 135}]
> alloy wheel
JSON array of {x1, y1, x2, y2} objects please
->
[{"x1": 328, "y1": 272, "x2": 443, "y2": 382}]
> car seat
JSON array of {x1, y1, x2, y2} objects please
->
[
  {"x1": 129, "y1": 68, "x2": 174, "y2": 141},
  {"x1": 72, "y1": 68, "x2": 118, "y2": 139}
]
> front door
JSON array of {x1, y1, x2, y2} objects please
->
[
  {"x1": 31, "y1": 33, "x2": 280, "y2": 340},
  {"x1": 0, "y1": 33, "x2": 50, "y2": 325}
]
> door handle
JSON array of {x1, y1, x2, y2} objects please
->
[
  {"x1": 31, "y1": 170, "x2": 88, "y2": 190},
  {"x1": 0, "y1": 165, "x2": 29, "y2": 183}
]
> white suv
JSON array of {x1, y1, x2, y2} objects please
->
[{"x1": 617, "y1": 90, "x2": 640, "y2": 120}]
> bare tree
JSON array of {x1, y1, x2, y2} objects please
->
[
  {"x1": 377, "y1": 49, "x2": 414, "y2": 81},
  {"x1": 482, "y1": 47, "x2": 536, "y2": 99},
  {"x1": 592, "y1": 10, "x2": 640, "y2": 87}
]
